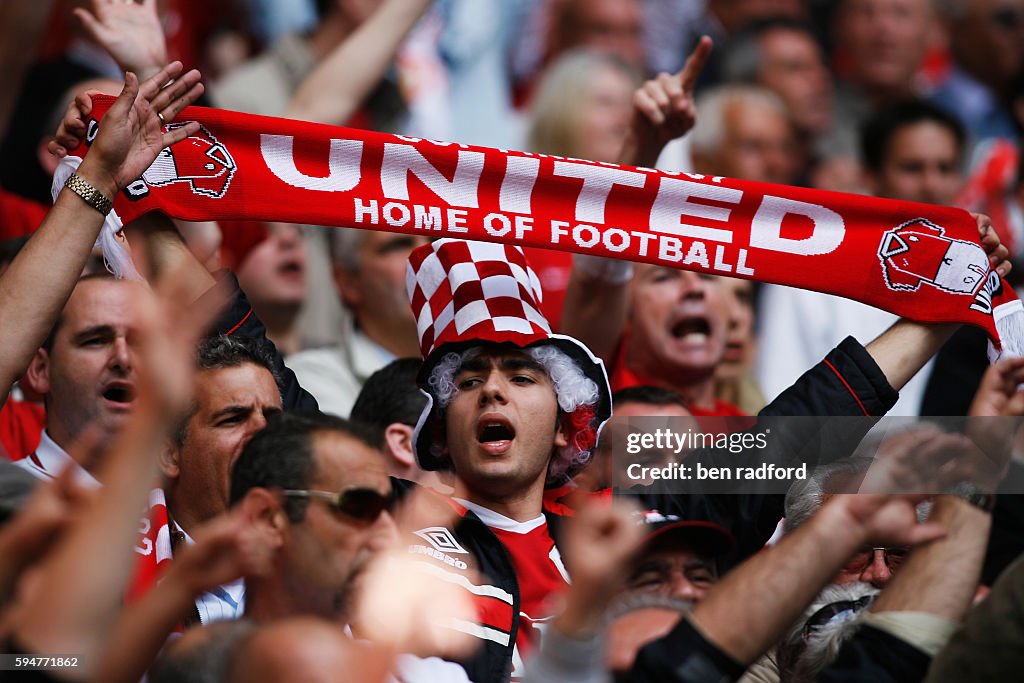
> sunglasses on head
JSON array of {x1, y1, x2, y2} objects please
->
[{"x1": 282, "y1": 487, "x2": 393, "y2": 523}]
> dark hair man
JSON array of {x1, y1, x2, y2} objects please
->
[{"x1": 230, "y1": 411, "x2": 395, "y2": 622}]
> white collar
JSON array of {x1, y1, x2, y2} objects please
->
[
  {"x1": 453, "y1": 498, "x2": 546, "y2": 534},
  {"x1": 28, "y1": 430, "x2": 101, "y2": 489},
  {"x1": 170, "y1": 516, "x2": 247, "y2": 621},
  {"x1": 350, "y1": 327, "x2": 395, "y2": 379}
]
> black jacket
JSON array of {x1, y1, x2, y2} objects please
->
[
  {"x1": 628, "y1": 336, "x2": 898, "y2": 569},
  {"x1": 207, "y1": 272, "x2": 319, "y2": 412}
]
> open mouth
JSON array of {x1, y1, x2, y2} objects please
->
[
  {"x1": 477, "y1": 416, "x2": 515, "y2": 454},
  {"x1": 101, "y1": 382, "x2": 135, "y2": 406},
  {"x1": 670, "y1": 317, "x2": 711, "y2": 343},
  {"x1": 277, "y1": 259, "x2": 304, "y2": 277},
  {"x1": 478, "y1": 422, "x2": 515, "y2": 443}
]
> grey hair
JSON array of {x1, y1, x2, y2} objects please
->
[
  {"x1": 426, "y1": 344, "x2": 601, "y2": 480},
  {"x1": 526, "y1": 48, "x2": 642, "y2": 158},
  {"x1": 691, "y1": 85, "x2": 789, "y2": 156},
  {"x1": 427, "y1": 351, "x2": 465, "y2": 408},
  {"x1": 777, "y1": 582, "x2": 879, "y2": 683},
  {"x1": 327, "y1": 227, "x2": 369, "y2": 273},
  {"x1": 784, "y1": 456, "x2": 877, "y2": 533},
  {"x1": 428, "y1": 345, "x2": 599, "y2": 412}
]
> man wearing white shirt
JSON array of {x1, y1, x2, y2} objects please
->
[
  {"x1": 145, "y1": 335, "x2": 283, "y2": 625},
  {"x1": 17, "y1": 274, "x2": 147, "y2": 484},
  {"x1": 17, "y1": 430, "x2": 100, "y2": 490},
  {"x1": 288, "y1": 229, "x2": 427, "y2": 417}
]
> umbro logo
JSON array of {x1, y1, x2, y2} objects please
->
[{"x1": 414, "y1": 526, "x2": 468, "y2": 554}]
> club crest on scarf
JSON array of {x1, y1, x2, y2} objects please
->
[
  {"x1": 123, "y1": 122, "x2": 237, "y2": 199},
  {"x1": 878, "y1": 218, "x2": 990, "y2": 295}
]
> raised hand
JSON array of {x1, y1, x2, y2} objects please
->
[
  {"x1": 969, "y1": 356, "x2": 1024, "y2": 417},
  {"x1": 73, "y1": 0, "x2": 167, "y2": 81},
  {"x1": 563, "y1": 500, "x2": 645, "y2": 597},
  {"x1": 72, "y1": 62, "x2": 204, "y2": 199},
  {"x1": 974, "y1": 212, "x2": 1011, "y2": 277},
  {"x1": 621, "y1": 36, "x2": 712, "y2": 168},
  {"x1": 827, "y1": 493, "x2": 947, "y2": 551},
  {"x1": 0, "y1": 465, "x2": 96, "y2": 605},
  {"x1": 555, "y1": 498, "x2": 645, "y2": 637},
  {"x1": 962, "y1": 357, "x2": 1024, "y2": 489},
  {"x1": 858, "y1": 426, "x2": 979, "y2": 495},
  {"x1": 166, "y1": 510, "x2": 273, "y2": 597},
  {"x1": 49, "y1": 89, "x2": 98, "y2": 159}
]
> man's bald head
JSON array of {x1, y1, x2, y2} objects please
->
[{"x1": 227, "y1": 617, "x2": 391, "y2": 683}]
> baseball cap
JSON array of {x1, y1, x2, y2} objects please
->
[{"x1": 636, "y1": 509, "x2": 736, "y2": 557}]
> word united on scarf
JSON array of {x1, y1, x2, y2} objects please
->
[{"x1": 61, "y1": 96, "x2": 1024, "y2": 354}]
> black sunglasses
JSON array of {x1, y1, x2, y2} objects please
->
[{"x1": 282, "y1": 487, "x2": 393, "y2": 523}]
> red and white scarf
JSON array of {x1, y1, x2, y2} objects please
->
[
  {"x1": 59, "y1": 97, "x2": 1024, "y2": 356},
  {"x1": 127, "y1": 487, "x2": 174, "y2": 603}
]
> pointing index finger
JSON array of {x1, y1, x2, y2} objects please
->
[{"x1": 679, "y1": 35, "x2": 713, "y2": 93}]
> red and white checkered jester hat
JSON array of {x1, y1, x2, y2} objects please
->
[{"x1": 406, "y1": 239, "x2": 612, "y2": 474}]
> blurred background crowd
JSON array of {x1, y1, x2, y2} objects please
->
[{"x1": 1, "y1": 0, "x2": 1022, "y2": 413}]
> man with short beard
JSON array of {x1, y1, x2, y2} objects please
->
[{"x1": 229, "y1": 411, "x2": 396, "y2": 622}]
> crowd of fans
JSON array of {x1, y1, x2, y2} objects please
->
[{"x1": 1, "y1": 0, "x2": 1024, "y2": 681}]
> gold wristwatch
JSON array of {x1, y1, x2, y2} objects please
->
[{"x1": 64, "y1": 173, "x2": 113, "y2": 216}]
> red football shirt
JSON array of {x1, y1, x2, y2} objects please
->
[
  {"x1": 0, "y1": 397, "x2": 45, "y2": 461},
  {"x1": 456, "y1": 500, "x2": 569, "y2": 680}
]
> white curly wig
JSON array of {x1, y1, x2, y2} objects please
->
[{"x1": 427, "y1": 344, "x2": 601, "y2": 481}]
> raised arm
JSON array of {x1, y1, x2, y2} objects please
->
[
  {"x1": 925, "y1": 543, "x2": 1024, "y2": 680},
  {"x1": 73, "y1": 0, "x2": 168, "y2": 82},
  {"x1": 0, "y1": 64, "x2": 203, "y2": 402},
  {"x1": 285, "y1": 0, "x2": 434, "y2": 125},
  {"x1": 522, "y1": 499, "x2": 644, "y2": 683},
  {"x1": 561, "y1": 37, "x2": 711, "y2": 360},
  {"x1": 559, "y1": 254, "x2": 633, "y2": 364},
  {"x1": 127, "y1": 213, "x2": 319, "y2": 411},
  {"x1": 871, "y1": 496, "x2": 989, "y2": 623},
  {"x1": 93, "y1": 510, "x2": 271, "y2": 683},
  {"x1": 682, "y1": 494, "x2": 944, "y2": 667},
  {"x1": 8, "y1": 263, "x2": 224, "y2": 673},
  {"x1": 619, "y1": 36, "x2": 711, "y2": 169}
]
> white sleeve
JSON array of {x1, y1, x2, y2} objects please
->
[{"x1": 390, "y1": 655, "x2": 475, "y2": 683}]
